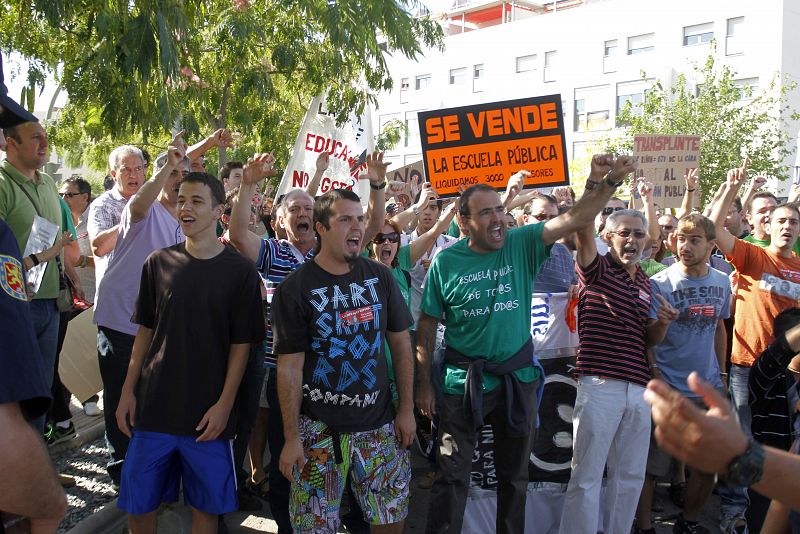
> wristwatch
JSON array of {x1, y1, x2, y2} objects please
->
[{"x1": 720, "y1": 439, "x2": 765, "y2": 487}]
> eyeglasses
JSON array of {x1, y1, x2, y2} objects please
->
[
  {"x1": 661, "y1": 225, "x2": 675, "y2": 231},
  {"x1": 609, "y1": 229, "x2": 648, "y2": 239},
  {"x1": 531, "y1": 213, "x2": 557, "y2": 221},
  {"x1": 602, "y1": 206, "x2": 626, "y2": 216},
  {"x1": 59, "y1": 192, "x2": 83, "y2": 198},
  {"x1": 374, "y1": 232, "x2": 400, "y2": 244}
]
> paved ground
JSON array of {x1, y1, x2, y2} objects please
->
[{"x1": 53, "y1": 396, "x2": 723, "y2": 533}]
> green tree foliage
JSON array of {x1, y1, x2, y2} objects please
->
[
  {"x1": 0, "y1": 0, "x2": 443, "y2": 170},
  {"x1": 605, "y1": 52, "x2": 798, "y2": 204}
]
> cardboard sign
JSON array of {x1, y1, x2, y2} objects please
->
[
  {"x1": 632, "y1": 134, "x2": 702, "y2": 209},
  {"x1": 387, "y1": 160, "x2": 425, "y2": 206},
  {"x1": 276, "y1": 93, "x2": 374, "y2": 205},
  {"x1": 418, "y1": 95, "x2": 569, "y2": 197},
  {"x1": 59, "y1": 309, "x2": 102, "y2": 402}
]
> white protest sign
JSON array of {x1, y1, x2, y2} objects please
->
[
  {"x1": 276, "y1": 94, "x2": 374, "y2": 205},
  {"x1": 632, "y1": 134, "x2": 701, "y2": 209}
]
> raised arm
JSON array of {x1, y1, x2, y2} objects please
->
[
  {"x1": 390, "y1": 183, "x2": 435, "y2": 231},
  {"x1": 407, "y1": 199, "x2": 460, "y2": 265},
  {"x1": 186, "y1": 128, "x2": 234, "y2": 163},
  {"x1": 501, "y1": 171, "x2": 526, "y2": 209},
  {"x1": 129, "y1": 132, "x2": 184, "y2": 223},
  {"x1": 305, "y1": 151, "x2": 329, "y2": 197},
  {"x1": 676, "y1": 168, "x2": 698, "y2": 219},
  {"x1": 543, "y1": 154, "x2": 636, "y2": 246},
  {"x1": 707, "y1": 165, "x2": 748, "y2": 256},
  {"x1": 740, "y1": 173, "x2": 767, "y2": 217},
  {"x1": 363, "y1": 152, "x2": 389, "y2": 249},
  {"x1": 637, "y1": 177, "x2": 661, "y2": 245},
  {"x1": 229, "y1": 153, "x2": 276, "y2": 263},
  {"x1": 702, "y1": 182, "x2": 726, "y2": 218}
]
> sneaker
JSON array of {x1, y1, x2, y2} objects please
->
[
  {"x1": 633, "y1": 528, "x2": 655, "y2": 534},
  {"x1": 720, "y1": 515, "x2": 748, "y2": 534},
  {"x1": 674, "y1": 514, "x2": 710, "y2": 534},
  {"x1": 45, "y1": 422, "x2": 76, "y2": 447},
  {"x1": 83, "y1": 401, "x2": 101, "y2": 416}
]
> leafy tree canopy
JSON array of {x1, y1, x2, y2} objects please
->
[
  {"x1": 0, "y1": 0, "x2": 443, "y2": 171},
  {"x1": 604, "y1": 51, "x2": 798, "y2": 205}
]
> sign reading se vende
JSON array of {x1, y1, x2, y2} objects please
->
[{"x1": 418, "y1": 95, "x2": 569, "y2": 197}]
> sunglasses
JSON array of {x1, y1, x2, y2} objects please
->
[
  {"x1": 60, "y1": 192, "x2": 83, "y2": 198},
  {"x1": 531, "y1": 213, "x2": 557, "y2": 221},
  {"x1": 609, "y1": 229, "x2": 648, "y2": 239},
  {"x1": 374, "y1": 232, "x2": 400, "y2": 244},
  {"x1": 602, "y1": 206, "x2": 626, "y2": 216}
]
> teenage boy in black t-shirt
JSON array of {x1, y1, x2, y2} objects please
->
[
  {"x1": 115, "y1": 164, "x2": 264, "y2": 534},
  {"x1": 272, "y1": 188, "x2": 415, "y2": 533}
]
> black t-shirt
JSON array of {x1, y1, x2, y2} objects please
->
[
  {"x1": 132, "y1": 243, "x2": 264, "y2": 439},
  {"x1": 272, "y1": 256, "x2": 413, "y2": 433},
  {"x1": 0, "y1": 219, "x2": 51, "y2": 419}
]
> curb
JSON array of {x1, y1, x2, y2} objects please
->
[{"x1": 65, "y1": 498, "x2": 126, "y2": 534}]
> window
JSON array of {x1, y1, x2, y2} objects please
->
[
  {"x1": 473, "y1": 64, "x2": 485, "y2": 93},
  {"x1": 574, "y1": 85, "x2": 610, "y2": 132},
  {"x1": 734, "y1": 78, "x2": 759, "y2": 100},
  {"x1": 405, "y1": 114, "x2": 420, "y2": 148},
  {"x1": 515, "y1": 54, "x2": 537, "y2": 73},
  {"x1": 415, "y1": 74, "x2": 431, "y2": 90},
  {"x1": 616, "y1": 80, "x2": 650, "y2": 124},
  {"x1": 449, "y1": 67, "x2": 468, "y2": 85},
  {"x1": 726, "y1": 16, "x2": 744, "y2": 55},
  {"x1": 544, "y1": 51, "x2": 557, "y2": 82},
  {"x1": 627, "y1": 33, "x2": 654, "y2": 55},
  {"x1": 683, "y1": 23, "x2": 713, "y2": 46},
  {"x1": 603, "y1": 39, "x2": 618, "y2": 73},
  {"x1": 400, "y1": 77, "x2": 409, "y2": 103}
]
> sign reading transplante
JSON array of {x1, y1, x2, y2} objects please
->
[
  {"x1": 418, "y1": 95, "x2": 570, "y2": 198},
  {"x1": 276, "y1": 93, "x2": 374, "y2": 204},
  {"x1": 632, "y1": 134, "x2": 702, "y2": 209}
]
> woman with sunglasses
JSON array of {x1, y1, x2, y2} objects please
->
[{"x1": 370, "y1": 199, "x2": 460, "y2": 309}]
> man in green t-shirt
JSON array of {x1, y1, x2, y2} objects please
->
[
  {"x1": 0, "y1": 120, "x2": 83, "y2": 433},
  {"x1": 416, "y1": 154, "x2": 637, "y2": 534}
]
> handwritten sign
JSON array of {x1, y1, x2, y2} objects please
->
[
  {"x1": 418, "y1": 95, "x2": 569, "y2": 197},
  {"x1": 632, "y1": 134, "x2": 702, "y2": 209},
  {"x1": 276, "y1": 93, "x2": 373, "y2": 205}
]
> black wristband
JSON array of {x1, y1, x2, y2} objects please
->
[
  {"x1": 604, "y1": 171, "x2": 622, "y2": 188},
  {"x1": 29, "y1": 253, "x2": 40, "y2": 266},
  {"x1": 687, "y1": 188, "x2": 696, "y2": 192},
  {"x1": 370, "y1": 181, "x2": 387, "y2": 190},
  {"x1": 585, "y1": 180, "x2": 600, "y2": 191}
]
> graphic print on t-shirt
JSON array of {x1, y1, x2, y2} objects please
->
[
  {"x1": 669, "y1": 284, "x2": 729, "y2": 332},
  {"x1": 306, "y1": 277, "x2": 384, "y2": 408},
  {"x1": 760, "y1": 272, "x2": 800, "y2": 300}
]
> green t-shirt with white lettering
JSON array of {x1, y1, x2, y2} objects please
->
[{"x1": 422, "y1": 222, "x2": 549, "y2": 395}]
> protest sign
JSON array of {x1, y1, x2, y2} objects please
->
[
  {"x1": 418, "y1": 95, "x2": 569, "y2": 197},
  {"x1": 276, "y1": 93, "x2": 374, "y2": 204},
  {"x1": 632, "y1": 134, "x2": 701, "y2": 209},
  {"x1": 387, "y1": 160, "x2": 425, "y2": 206}
]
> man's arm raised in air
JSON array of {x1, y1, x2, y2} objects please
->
[
  {"x1": 363, "y1": 152, "x2": 389, "y2": 249},
  {"x1": 229, "y1": 153, "x2": 276, "y2": 263},
  {"x1": 129, "y1": 132, "x2": 184, "y2": 223},
  {"x1": 707, "y1": 162, "x2": 748, "y2": 257},
  {"x1": 305, "y1": 151, "x2": 329, "y2": 197},
  {"x1": 541, "y1": 154, "x2": 637, "y2": 246}
]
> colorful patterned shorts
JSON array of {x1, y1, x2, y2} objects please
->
[{"x1": 289, "y1": 416, "x2": 411, "y2": 533}]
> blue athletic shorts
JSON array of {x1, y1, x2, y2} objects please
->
[{"x1": 118, "y1": 430, "x2": 237, "y2": 515}]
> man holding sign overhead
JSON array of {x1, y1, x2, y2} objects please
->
[{"x1": 415, "y1": 154, "x2": 637, "y2": 534}]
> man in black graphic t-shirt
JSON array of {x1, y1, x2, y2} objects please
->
[{"x1": 272, "y1": 188, "x2": 414, "y2": 533}]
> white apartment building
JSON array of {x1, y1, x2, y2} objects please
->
[{"x1": 375, "y1": 0, "x2": 800, "y2": 189}]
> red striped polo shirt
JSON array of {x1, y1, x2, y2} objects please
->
[{"x1": 575, "y1": 253, "x2": 652, "y2": 386}]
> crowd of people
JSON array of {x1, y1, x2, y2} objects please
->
[{"x1": 2, "y1": 51, "x2": 800, "y2": 534}]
